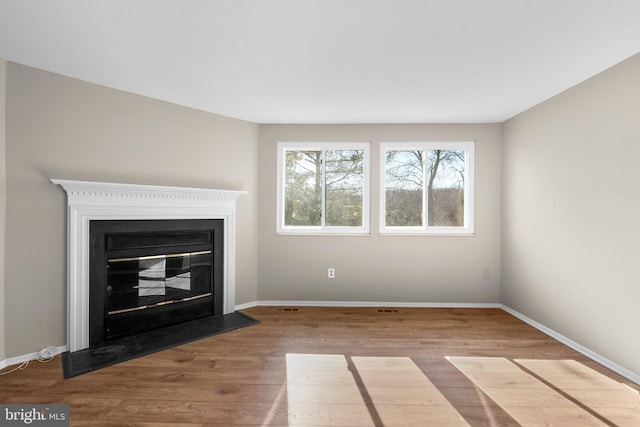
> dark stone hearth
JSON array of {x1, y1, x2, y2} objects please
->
[{"x1": 61, "y1": 311, "x2": 258, "y2": 378}]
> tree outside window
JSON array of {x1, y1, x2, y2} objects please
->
[
  {"x1": 382, "y1": 142, "x2": 474, "y2": 234},
  {"x1": 278, "y1": 143, "x2": 370, "y2": 234}
]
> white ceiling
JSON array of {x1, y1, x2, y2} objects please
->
[{"x1": 1, "y1": 0, "x2": 639, "y2": 124}]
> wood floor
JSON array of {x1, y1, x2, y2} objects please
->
[{"x1": 1, "y1": 306, "x2": 639, "y2": 426}]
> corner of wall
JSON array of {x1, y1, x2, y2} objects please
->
[
  {"x1": 0, "y1": 58, "x2": 7, "y2": 363},
  {"x1": 498, "y1": 121, "x2": 505, "y2": 304}
]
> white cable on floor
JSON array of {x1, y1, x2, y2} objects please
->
[
  {"x1": 35, "y1": 346, "x2": 57, "y2": 362},
  {"x1": 0, "y1": 360, "x2": 29, "y2": 376},
  {"x1": 0, "y1": 346, "x2": 57, "y2": 376}
]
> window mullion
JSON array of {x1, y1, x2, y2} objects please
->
[
  {"x1": 422, "y1": 150, "x2": 429, "y2": 230},
  {"x1": 321, "y1": 150, "x2": 327, "y2": 229}
]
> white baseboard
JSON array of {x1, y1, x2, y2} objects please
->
[
  {"x1": 238, "y1": 300, "x2": 501, "y2": 309},
  {"x1": 500, "y1": 305, "x2": 640, "y2": 386},
  {"x1": 234, "y1": 301, "x2": 259, "y2": 310},
  {"x1": 0, "y1": 345, "x2": 67, "y2": 371}
]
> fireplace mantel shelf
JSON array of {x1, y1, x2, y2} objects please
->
[
  {"x1": 51, "y1": 179, "x2": 248, "y2": 203},
  {"x1": 52, "y1": 179, "x2": 246, "y2": 352}
]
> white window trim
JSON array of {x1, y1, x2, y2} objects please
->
[
  {"x1": 380, "y1": 141, "x2": 475, "y2": 235},
  {"x1": 277, "y1": 142, "x2": 371, "y2": 235}
]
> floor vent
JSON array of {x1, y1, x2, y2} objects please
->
[
  {"x1": 277, "y1": 307, "x2": 299, "y2": 312},
  {"x1": 377, "y1": 308, "x2": 399, "y2": 313}
]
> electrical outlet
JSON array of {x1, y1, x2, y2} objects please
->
[{"x1": 328, "y1": 267, "x2": 335, "y2": 279}]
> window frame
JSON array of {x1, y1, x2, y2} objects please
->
[
  {"x1": 380, "y1": 141, "x2": 475, "y2": 235},
  {"x1": 277, "y1": 141, "x2": 371, "y2": 235}
]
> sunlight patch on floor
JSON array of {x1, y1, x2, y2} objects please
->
[
  {"x1": 352, "y1": 356, "x2": 470, "y2": 426},
  {"x1": 448, "y1": 356, "x2": 640, "y2": 426},
  {"x1": 285, "y1": 354, "x2": 469, "y2": 426},
  {"x1": 515, "y1": 359, "x2": 640, "y2": 426},
  {"x1": 286, "y1": 354, "x2": 374, "y2": 426}
]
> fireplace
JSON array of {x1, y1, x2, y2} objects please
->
[
  {"x1": 52, "y1": 179, "x2": 246, "y2": 352},
  {"x1": 89, "y1": 219, "x2": 223, "y2": 346}
]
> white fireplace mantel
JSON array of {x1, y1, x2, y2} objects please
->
[{"x1": 51, "y1": 179, "x2": 247, "y2": 352}]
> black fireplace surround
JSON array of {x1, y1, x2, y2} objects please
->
[{"x1": 89, "y1": 219, "x2": 224, "y2": 347}]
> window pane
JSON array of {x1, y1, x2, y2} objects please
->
[
  {"x1": 284, "y1": 150, "x2": 322, "y2": 226},
  {"x1": 427, "y1": 149, "x2": 465, "y2": 227},
  {"x1": 385, "y1": 150, "x2": 424, "y2": 226},
  {"x1": 325, "y1": 150, "x2": 364, "y2": 226}
]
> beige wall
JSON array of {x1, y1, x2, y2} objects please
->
[
  {"x1": 502, "y1": 53, "x2": 640, "y2": 376},
  {"x1": 258, "y1": 124, "x2": 502, "y2": 303},
  {"x1": 4, "y1": 63, "x2": 259, "y2": 357},
  {"x1": 0, "y1": 59, "x2": 6, "y2": 361}
]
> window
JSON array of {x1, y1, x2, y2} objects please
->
[
  {"x1": 381, "y1": 142, "x2": 474, "y2": 234},
  {"x1": 277, "y1": 142, "x2": 370, "y2": 234}
]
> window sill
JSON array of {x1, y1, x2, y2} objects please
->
[
  {"x1": 378, "y1": 232, "x2": 476, "y2": 237},
  {"x1": 276, "y1": 230, "x2": 371, "y2": 236},
  {"x1": 379, "y1": 227, "x2": 475, "y2": 236}
]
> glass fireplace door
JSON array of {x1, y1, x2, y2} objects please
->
[{"x1": 107, "y1": 251, "x2": 212, "y2": 315}]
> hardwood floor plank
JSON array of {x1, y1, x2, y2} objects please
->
[
  {"x1": 1, "y1": 306, "x2": 638, "y2": 426},
  {"x1": 374, "y1": 405, "x2": 469, "y2": 427}
]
